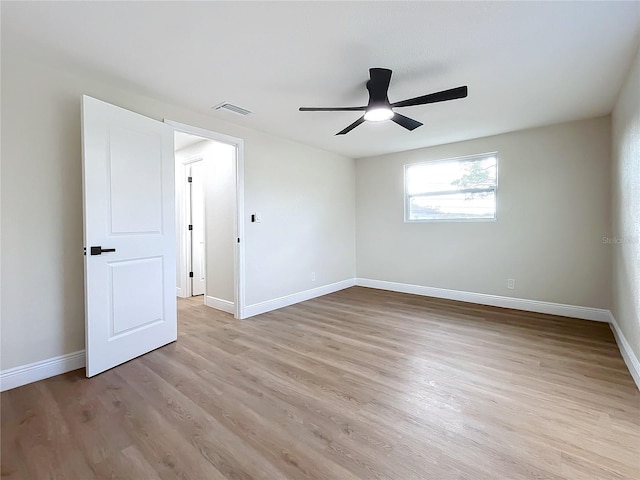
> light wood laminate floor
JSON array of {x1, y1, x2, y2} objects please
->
[{"x1": 2, "y1": 287, "x2": 639, "y2": 479}]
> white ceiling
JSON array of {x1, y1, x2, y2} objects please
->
[{"x1": 2, "y1": 1, "x2": 639, "y2": 159}]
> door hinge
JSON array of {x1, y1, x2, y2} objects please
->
[
  {"x1": 187, "y1": 176, "x2": 192, "y2": 183},
  {"x1": 189, "y1": 272, "x2": 194, "y2": 278},
  {"x1": 237, "y1": 238, "x2": 240, "y2": 243},
  {"x1": 188, "y1": 224, "x2": 193, "y2": 230}
]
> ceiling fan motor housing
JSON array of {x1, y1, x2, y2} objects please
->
[{"x1": 366, "y1": 68, "x2": 393, "y2": 110}]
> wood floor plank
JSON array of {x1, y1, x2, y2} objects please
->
[
  {"x1": 4, "y1": 382, "x2": 97, "y2": 479},
  {"x1": 116, "y1": 358, "x2": 290, "y2": 480},
  {"x1": 2, "y1": 287, "x2": 638, "y2": 479},
  {"x1": 45, "y1": 369, "x2": 134, "y2": 467},
  {"x1": 0, "y1": 393, "x2": 30, "y2": 479},
  {"x1": 91, "y1": 444, "x2": 164, "y2": 480},
  {"x1": 96, "y1": 369, "x2": 229, "y2": 480}
]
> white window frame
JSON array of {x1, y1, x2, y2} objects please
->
[{"x1": 404, "y1": 152, "x2": 499, "y2": 223}]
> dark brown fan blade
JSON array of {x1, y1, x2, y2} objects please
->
[
  {"x1": 299, "y1": 106, "x2": 367, "y2": 111},
  {"x1": 335, "y1": 116, "x2": 366, "y2": 135},
  {"x1": 391, "y1": 113, "x2": 422, "y2": 131},
  {"x1": 391, "y1": 86, "x2": 468, "y2": 108}
]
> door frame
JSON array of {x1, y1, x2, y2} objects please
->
[{"x1": 165, "y1": 120, "x2": 246, "y2": 319}]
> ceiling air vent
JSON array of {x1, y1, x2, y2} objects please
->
[{"x1": 213, "y1": 102, "x2": 252, "y2": 116}]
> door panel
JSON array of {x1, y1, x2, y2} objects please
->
[
  {"x1": 110, "y1": 257, "x2": 164, "y2": 336},
  {"x1": 82, "y1": 95, "x2": 177, "y2": 377},
  {"x1": 109, "y1": 127, "x2": 163, "y2": 234}
]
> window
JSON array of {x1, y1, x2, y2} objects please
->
[{"x1": 404, "y1": 153, "x2": 498, "y2": 222}]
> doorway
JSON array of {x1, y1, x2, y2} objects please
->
[{"x1": 169, "y1": 121, "x2": 245, "y2": 319}]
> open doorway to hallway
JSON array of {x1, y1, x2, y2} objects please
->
[{"x1": 174, "y1": 130, "x2": 238, "y2": 315}]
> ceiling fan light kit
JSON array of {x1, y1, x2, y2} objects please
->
[
  {"x1": 364, "y1": 107, "x2": 394, "y2": 122},
  {"x1": 299, "y1": 67, "x2": 468, "y2": 135}
]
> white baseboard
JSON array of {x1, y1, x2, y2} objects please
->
[
  {"x1": 355, "y1": 278, "x2": 611, "y2": 322},
  {"x1": 176, "y1": 287, "x2": 185, "y2": 298},
  {"x1": 243, "y1": 278, "x2": 356, "y2": 319},
  {"x1": 205, "y1": 295, "x2": 235, "y2": 314},
  {"x1": 608, "y1": 312, "x2": 640, "y2": 391},
  {"x1": 1, "y1": 350, "x2": 85, "y2": 392}
]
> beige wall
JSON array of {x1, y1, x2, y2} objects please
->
[
  {"x1": 0, "y1": 54, "x2": 356, "y2": 371},
  {"x1": 244, "y1": 132, "x2": 356, "y2": 304},
  {"x1": 204, "y1": 141, "x2": 237, "y2": 304},
  {"x1": 611, "y1": 44, "x2": 640, "y2": 361},
  {"x1": 356, "y1": 117, "x2": 612, "y2": 309}
]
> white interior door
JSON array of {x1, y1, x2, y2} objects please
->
[
  {"x1": 190, "y1": 161, "x2": 206, "y2": 296},
  {"x1": 82, "y1": 95, "x2": 177, "y2": 377}
]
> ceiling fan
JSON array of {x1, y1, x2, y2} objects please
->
[{"x1": 299, "y1": 68, "x2": 468, "y2": 135}]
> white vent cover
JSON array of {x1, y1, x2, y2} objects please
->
[{"x1": 213, "y1": 102, "x2": 252, "y2": 116}]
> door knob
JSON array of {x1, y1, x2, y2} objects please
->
[{"x1": 90, "y1": 246, "x2": 116, "y2": 255}]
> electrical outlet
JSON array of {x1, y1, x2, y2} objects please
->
[
  {"x1": 507, "y1": 278, "x2": 515, "y2": 289},
  {"x1": 311, "y1": 271, "x2": 316, "y2": 282}
]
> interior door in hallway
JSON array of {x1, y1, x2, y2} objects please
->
[{"x1": 190, "y1": 160, "x2": 206, "y2": 296}]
